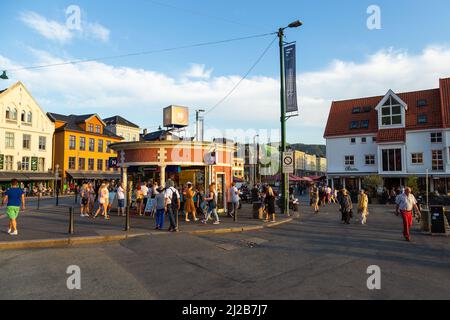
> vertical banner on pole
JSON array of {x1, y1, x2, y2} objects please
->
[{"x1": 283, "y1": 43, "x2": 298, "y2": 114}]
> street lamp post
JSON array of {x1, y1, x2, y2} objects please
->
[
  {"x1": 253, "y1": 134, "x2": 260, "y2": 186},
  {"x1": 278, "y1": 20, "x2": 303, "y2": 216}
]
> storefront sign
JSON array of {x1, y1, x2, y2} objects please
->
[
  {"x1": 345, "y1": 166, "x2": 359, "y2": 172},
  {"x1": 109, "y1": 157, "x2": 119, "y2": 168},
  {"x1": 31, "y1": 157, "x2": 38, "y2": 171}
]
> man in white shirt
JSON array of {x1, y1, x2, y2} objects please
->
[
  {"x1": 116, "y1": 182, "x2": 125, "y2": 216},
  {"x1": 395, "y1": 187, "x2": 421, "y2": 242},
  {"x1": 229, "y1": 182, "x2": 241, "y2": 221},
  {"x1": 165, "y1": 180, "x2": 180, "y2": 232},
  {"x1": 141, "y1": 183, "x2": 149, "y2": 212}
]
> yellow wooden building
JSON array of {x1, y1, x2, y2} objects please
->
[{"x1": 47, "y1": 113, "x2": 123, "y2": 189}]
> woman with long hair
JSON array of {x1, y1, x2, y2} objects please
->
[
  {"x1": 183, "y1": 182, "x2": 198, "y2": 222},
  {"x1": 80, "y1": 183, "x2": 89, "y2": 217},
  {"x1": 94, "y1": 183, "x2": 110, "y2": 220},
  {"x1": 264, "y1": 186, "x2": 276, "y2": 223},
  {"x1": 203, "y1": 183, "x2": 220, "y2": 224},
  {"x1": 312, "y1": 186, "x2": 320, "y2": 214}
]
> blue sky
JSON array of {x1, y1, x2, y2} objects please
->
[{"x1": 1, "y1": 0, "x2": 450, "y2": 144}]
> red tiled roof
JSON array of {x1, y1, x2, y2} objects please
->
[
  {"x1": 376, "y1": 128, "x2": 406, "y2": 143},
  {"x1": 324, "y1": 78, "x2": 448, "y2": 138}
]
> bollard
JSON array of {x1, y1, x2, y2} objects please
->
[
  {"x1": 124, "y1": 206, "x2": 130, "y2": 231},
  {"x1": 74, "y1": 189, "x2": 78, "y2": 204},
  {"x1": 37, "y1": 192, "x2": 40, "y2": 210},
  {"x1": 68, "y1": 207, "x2": 74, "y2": 234},
  {"x1": 56, "y1": 189, "x2": 59, "y2": 206}
]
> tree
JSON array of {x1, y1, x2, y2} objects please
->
[
  {"x1": 406, "y1": 176, "x2": 419, "y2": 195},
  {"x1": 362, "y1": 176, "x2": 384, "y2": 198}
]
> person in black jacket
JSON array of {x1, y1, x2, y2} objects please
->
[
  {"x1": 341, "y1": 189, "x2": 353, "y2": 225},
  {"x1": 264, "y1": 186, "x2": 276, "y2": 223}
]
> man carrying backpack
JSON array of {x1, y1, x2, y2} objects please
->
[{"x1": 165, "y1": 180, "x2": 181, "y2": 232}]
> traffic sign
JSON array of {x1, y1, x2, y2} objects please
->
[{"x1": 282, "y1": 151, "x2": 294, "y2": 174}]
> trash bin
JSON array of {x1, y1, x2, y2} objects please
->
[{"x1": 430, "y1": 206, "x2": 449, "y2": 235}]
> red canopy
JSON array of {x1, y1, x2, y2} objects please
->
[{"x1": 262, "y1": 174, "x2": 308, "y2": 182}]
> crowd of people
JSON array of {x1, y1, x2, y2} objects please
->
[
  {"x1": 0, "y1": 176, "x2": 422, "y2": 242},
  {"x1": 308, "y1": 184, "x2": 421, "y2": 241}
]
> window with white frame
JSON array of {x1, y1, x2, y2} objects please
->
[
  {"x1": 5, "y1": 156, "x2": 13, "y2": 171},
  {"x1": 5, "y1": 132, "x2": 14, "y2": 149},
  {"x1": 432, "y1": 150, "x2": 444, "y2": 171},
  {"x1": 21, "y1": 157, "x2": 30, "y2": 171},
  {"x1": 381, "y1": 96, "x2": 402, "y2": 126},
  {"x1": 365, "y1": 155, "x2": 375, "y2": 165},
  {"x1": 431, "y1": 132, "x2": 443, "y2": 143},
  {"x1": 345, "y1": 156, "x2": 355, "y2": 166},
  {"x1": 39, "y1": 136, "x2": 46, "y2": 151},
  {"x1": 382, "y1": 149, "x2": 402, "y2": 172},
  {"x1": 68, "y1": 157, "x2": 76, "y2": 170},
  {"x1": 411, "y1": 153, "x2": 423, "y2": 165},
  {"x1": 22, "y1": 134, "x2": 31, "y2": 150}
]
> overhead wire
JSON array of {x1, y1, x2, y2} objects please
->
[
  {"x1": 6, "y1": 32, "x2": 275, "y2": 73},
  {"x1": 205, "y1": 35, "x2": 277, "y2": 115}
]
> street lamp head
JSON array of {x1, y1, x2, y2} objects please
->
[
  {"x1": 288, "y1": 20, "x2": 303, "y2": 28},
  {"x1": 0, "y1": 70, "x2": 8, "y2": 80}
]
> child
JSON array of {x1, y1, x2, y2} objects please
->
[{"x1": 1, "y1": 179, "x2": 25, "y2": 236}]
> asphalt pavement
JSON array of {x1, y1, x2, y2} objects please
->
[{"x1": 0, "y1": 202, "x2": 449, "y2": 300}]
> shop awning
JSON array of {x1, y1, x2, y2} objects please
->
[
  {"x1": 0, "y1": 172, "x2": 57, "y2": 182},
  {"x1": 66, "y1": 171, "x2": 121, "y2": 180},
  {"x1": 262, "y1": 174, "x2": 308, "y2": 183}
]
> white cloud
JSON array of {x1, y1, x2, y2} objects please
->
[
  {"x1": 183, "y1": 64, "x2": 213, "y2": 79},
  {"x1": 19, "y1": 11, "x2": 110, "y2": 44},
  {"x1": 19, "y1": 11, "x2": 73, "y2": 44},
  {"x1": 83, "y1": 22, "x2": 110, "y2": 42},
  {"x1": 1, "y1": 45, "x2": 450, "y2": 144}
]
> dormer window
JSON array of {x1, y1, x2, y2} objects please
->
[
  {"x1": 350, "y1": 121, "x2": 360, "y2": 129},
  {"x1": 361, "y1": 120, "x2": 369, "y2": 128},
  {"x1": 21, "y1": 110, "x2": 26, "y2": 122},
  {"x1": 352, "y1": 107, "x2": 361, "y2": 114},
  {"x1": 417, "y1": 99, "x2": 427, "y2": 107},
  {"x1": 88, "y1": 124, "x2": 94, "y2": 132},
  {"x1": 418, "y1": 114, "x2": 427, "y2": 124},
  {"x1": 27, "y1": 111, "x2": 32, "y2": 123},
  {"x1": 381, "y1": 97, "x2": 402, "y2": 126},
  {"x1": 363, "y1": 106, "x2": 371, "y2": 113}
]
